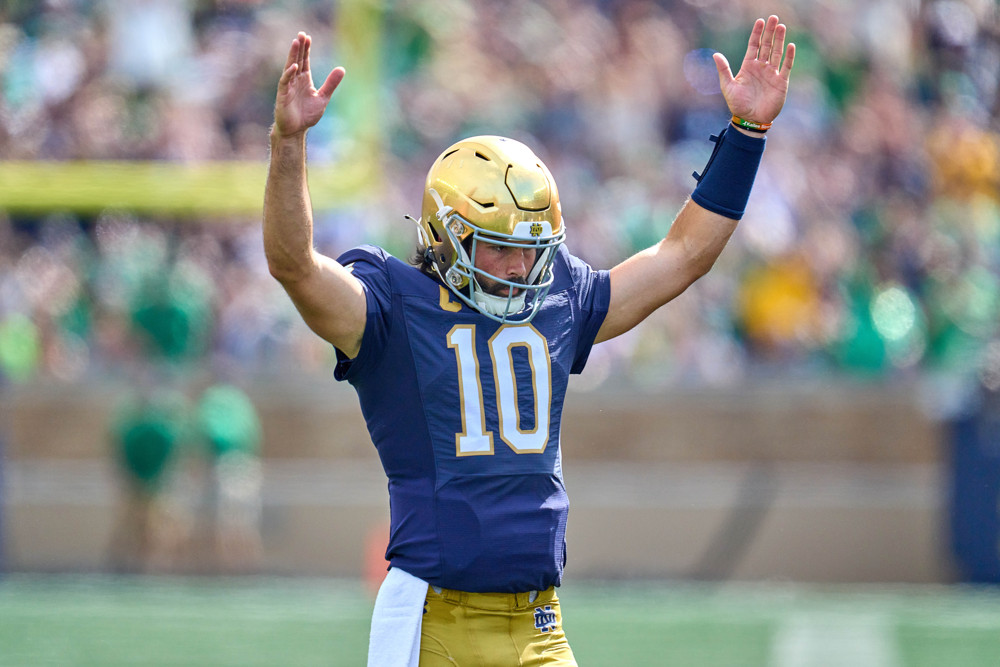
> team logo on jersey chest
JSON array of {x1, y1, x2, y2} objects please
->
[{"x1": 534, "y1": 605, "x2": 557, "y2": 633}]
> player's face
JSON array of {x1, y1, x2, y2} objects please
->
[{"x1": 473, "y1": 241, "x2": 539, "y2": 297}]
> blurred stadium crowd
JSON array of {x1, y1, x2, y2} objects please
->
[{"x1": 1, "y1": 0, "x2": 999, "y2": 404}]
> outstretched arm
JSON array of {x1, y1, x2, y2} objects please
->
[
  {"x1": 596, "y1": 15, "x2": 795, "y2": 344},
  {"x1": 263, "y1": 33, "x2": 366, "y2": 358}
]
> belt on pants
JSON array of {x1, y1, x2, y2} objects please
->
[{"x1": 428, "y1": 585, "x2": 556, "y2": 611}]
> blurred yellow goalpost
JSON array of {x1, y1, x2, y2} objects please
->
[
  {"x1": 0, "y1": 0, "x2": 382, "y2": 218},
  {"x1": 0, "y1": 159, "x2": 376, "y2": 217}
]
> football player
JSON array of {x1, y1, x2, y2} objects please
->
[{"x1": 263, "y1": 15, "x2": 794, "y2": 666}]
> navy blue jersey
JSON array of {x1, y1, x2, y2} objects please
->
[{"x1": 334, "y1": 244, "x2": 610, "y2": 592}]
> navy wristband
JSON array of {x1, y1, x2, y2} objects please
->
[{"x1": 690, "y1": 125, "x2": 765, "y2": 220}]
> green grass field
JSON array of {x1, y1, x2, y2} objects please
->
[{"x1": 2, "y1": 575, "x2": 999, "y2": 666}]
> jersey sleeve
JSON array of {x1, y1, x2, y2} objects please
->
[
  {"x1": 332, "y1": 245, "x2": 394, "y2": 382},
  {"x1": 560, "y1": 247, "x2": 611, "y2": 374}
]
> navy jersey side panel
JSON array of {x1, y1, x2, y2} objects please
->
[
  {"x1": 335, "y1": 244, "x2": 610, "y2": 592},
  {"x1": 334, "y1": 246, "x2": 442, "y2": 577}
]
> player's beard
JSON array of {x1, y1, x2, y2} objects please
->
[
  {"x1": 473, "y1": 274, "x2": 528, "y2": 316},
  {"x1": 477, "y1": 274, "x2": 527, "y2": 297}
]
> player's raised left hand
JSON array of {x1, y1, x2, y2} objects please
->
[{"x1": 713, "y1": 15, "x2": 795, "y2": 126}]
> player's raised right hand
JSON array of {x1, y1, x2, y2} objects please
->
[{"x1": 273, "y1": 32, "x2": 345, "y2": 138}]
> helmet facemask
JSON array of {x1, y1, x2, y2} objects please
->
[{"x1": 431, "y1": 200, "x2": 563, "y2": 323}]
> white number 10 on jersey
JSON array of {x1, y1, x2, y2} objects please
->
[{"x1": 447, "y1": 324, "x2": 552, "y2": 456}]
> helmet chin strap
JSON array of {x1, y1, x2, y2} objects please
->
[{"x1": 474, "y1": 289, "x2": 526, "y2": 317}]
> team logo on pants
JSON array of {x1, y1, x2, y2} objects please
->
[{"x1": 533, "y1": 605, "x2": 557, "y2": 633}]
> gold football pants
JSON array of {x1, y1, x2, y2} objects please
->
[{"x1": 419, "y1": 585, "x2": 577, "y2": 666}]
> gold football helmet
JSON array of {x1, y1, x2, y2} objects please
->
[{"x1": 415, "y1": 136, "x2": 565, "y2": 323}]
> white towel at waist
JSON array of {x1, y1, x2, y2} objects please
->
[{"x1": 368, "y1": 567, "x2": 428, "y2": 667}]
